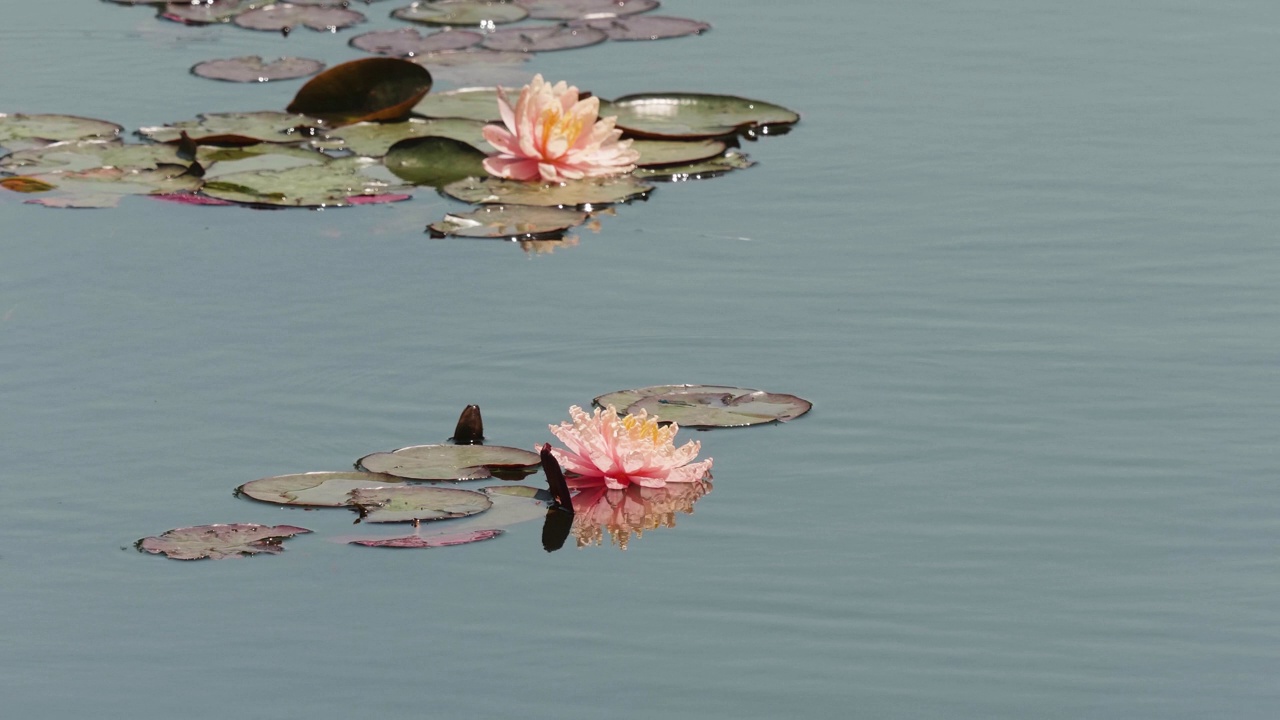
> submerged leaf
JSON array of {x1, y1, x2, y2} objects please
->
[
  {"x1": 600, "y1": 93, "x2": 800, "y2": 139},
  {"x1": 348, "y1": 485, "x2": 492, "y2": 523},
  {"x1": 136, "y1": 523, "x2": 311, "y2": 560},
  {"x1": 594, "y1": 384, "x2": 813, "y2": 428},
  {"x1": 384, "y1": 135, "x2": 487, "y2": 186},
  {"x1": 191, "y1": 56, "x2": 325, "y2": 83},
  {"x1": 440, "y1": 175, "x2": 653, "y2": 208},
  {"x1": 357, "y1": 443, "x2": 541, "y2": 481},
  {"x1": 428, "y1": 204, "x2": 587, "y2": 240},
  {"x1": 287, "y1": 58, "x2": 433, "y2": 125}
]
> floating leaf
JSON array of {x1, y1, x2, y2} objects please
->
[
  {"x1": 16, "y1": 166, "x2": 203, "y2": 208},
  {"x1": 600, "y1": 93, "x2": 800, "y2": 139},
  {"x1": 348, "y1": 485, "x2": 492, "y2": 523},
  {"x1": 200, "y1": 155, "x2": 410, "y2": 207},
  {"x1": 197, "y1": 143, "x2": 329, "y2": 178},
  {"x1": 392, "y1": 0, "x2": 529, "y2": 27},
  {"x1": 0, "y1": 139, "x2": 185, "y2": 175},
  {"x1": 234, "y1": 3, "x2": 366, "y2": 31},
  {"x1": 384, "y1": 135, "x2": 487, "y2": 186},
  {"x1": 138, "y1": 112, "x2": 322, "y2": 145},
  {"x1": 136, "y1": 523, "x2": 311, "y2": 560},
  {"x1": 428, "y1": 204, "x2": 587, "y2": 239},
  {"x1": 236, "y1": 470, "x2": 403, "y2": 507},
  {"x1": 632, "y1": 149, "x2": 753, "y2": 181},
  {"x1": 0, "y1": 176, "x2": 56, "y2": 193},
  {"x1": 350, "y1": 27, "x2": 482, "y2": 56},
  {"x1": 440, "y1": 175, "x2": 653, "y2": 208},
  {"x1": 357, "y1": 443, "x2": 541, "y2": 481},
  {"x1": 161, "y1": 0, "x2": 258, "y2": 24},
  {"x1": 479, "y1": 24, "x2": 607, "y2": 52},
  {"x1": 0, "y1": 113, "x2": 122, "y2": 151},
  {"x1": 568, "y1": 15, "x2": 709, "y2": 41},
  {"x1": 594, "y1": 384, "x2": 812, "y2": 428},
  {"x1": 412, "y1": 86, "x2": 503, "y2": 121},
  {"x1": 191, "y1": 56, "x2": 326, "y2": 83},
  {"x1": 630, "y1": 138, "x2": 726, "y2": 167},
  {"x1": 287, "y1": 57, "x2": 433, "y2": 125},
  {"x1": 312, "y1": 117, "x2": 489, "y2": 156},
  {"x1": 412, "y1": 50, "x2": 532, "y2": 88},
  {"x1": 514, "y1": 0, "x2": 658, "y2": 21},
  {"x1": 349, "y1": 528, "x2": 503, "y2": 547}
]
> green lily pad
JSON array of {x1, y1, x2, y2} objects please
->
[
  {"x1": 479, "y1": 24, "x2": 607, "y2": 52},
  {"x1": 567, "y1": 15, "x2": 710, "y2": 41},
  {"x1": 514, "y1": 0, "x2": 658, "y2": 21},
  {"x1": 16, "y1": 166, "x2": 203, "y2": 208},
  {"x1": 392, "y1": 0, "x2": 529, "y2": 27},
  {"x1": 440, "y1": 175, "x2": 653, "y2": 208},
  {"x1": 233, "y1": 4, "x2": 366, "y2": 32},
  {"x1": 196, "y1": 142, "x2": 329, "y2": 176},
  {"x1": 136, "y1": 523, "x2": 312, "y2": 560},
  {"x1": 138, "y1": 112, "x2": 323, "y2": 145},
  {"x1": 0, "y1": 140, "x2": 186, "y2": 175},
  {"x1": 236, "y1": 470, "x2": 404, "y2": 507},
  {"x1": 287, "y1": 57, "x2": 433, "y2": 125},
  {"x1": 632, "y1": 149, "x2": 753, "y2": 181},
  {"x1": 594, "y1": 384, "x2": 813, "y2": 428},
  {"x1": 161, "y1": 0, "x2": 258, "y2": 25},
  {"x1": 348, "y1": 485, "x2": 493, "y2": 523},
  {"x1": 0, "y1": 113, "x2": 122, "y2": 151},
  {"x1": 313, "y1": 117, "x2": 489, "y2": 156},
  {"x1": 428, "y1": 204, "x2": 587, "y2": 239},
  {"x1": 412, "y1": 86, "x2": 503, "y2": 121},
  {"x1": 350, "y1": 27, "x2": 483, "y2": 57},
  {"x1": 349, "y1": 528, "x2": 503, "y2": 547},
  {"x1": 200, "y1": 156, "x2": 410, "y2": 207},
  {"x1": 191, "y1": 56, "x2": 326, "y2": 83},
  {"x1": 357, "y1": 443, "x2": 541, "y2": 481},
  {"x1": 600, "y1": 93, "x2": 800, "y2": 139},
  {"x1": 630, "y1": 138, "x2": 727, "y2": 167},
  {"x1": 384, "y1": 135, "x2": 488, "y2": 186}
]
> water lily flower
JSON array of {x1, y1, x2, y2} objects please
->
[
  {"x1": 483, "y1": 75, "x2": 640, "y2": 183},
  {"x1": 546, "y1": 405, "x2": 713, "y2": 491}
]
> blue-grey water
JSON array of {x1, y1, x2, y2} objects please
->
[{"x1": 4, "y1": 1, "x2": 1280, "y2": 717}]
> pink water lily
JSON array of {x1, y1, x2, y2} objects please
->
[
  {"x1": 483, "y1": 75, "x2": 640, "y2": 183},
  {"x1": 545, "y1": 405, "x2": 713, "y2": 491}
]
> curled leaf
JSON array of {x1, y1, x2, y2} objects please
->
[{"x1": 287, "y1": 58, "x2": 433, "y2": 125}]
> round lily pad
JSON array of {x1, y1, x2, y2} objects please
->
[
  {"x1": 567, "y1": 15, "x2": 709, "y2": 40},
  {"x1": 312, "y1": 117, "x2": 489, "y2": 156},
  {"x1": 600, "y1": 93, "x2": 800, "y2": 139},
  {"x1": 630, "y1": 138, "x2": 726, "y2": 167},
  {"x1": 161, "y1": 0, "x2": 258, "y2": 24},
  {"x1": 234, "y1": 4, "x2": 365, "y2": 31},
  {"x1": 440, "y1": 175, "x2": 653, "y2": 208},
  {"x1": 412, "y1": 86, "x2": 503, "y2": 121},
  {"x1": 191, "y1": 56, "x2": 325, "y2": 83},
  {"x1": 200, "y1": 156, "x2": 410, "y2": 207},
  {"x1": 138, "y1": 112, "x2": 322, "y2": 145},
  {"x1": 514, "y1": 0, "x2": 658, "y2": 21},
  {"x1": 0, "y1": 113, "x2": 122, "y2": 151},
  {"x1": 357, "y1": 443, "x2": 541, "y2": 481},
  {"x1": 236, "y1": 470, "x2": 403, "y2": 507},
  {"x1": 136, "y1": 523, "x2": 312, "y2": 560},
  {"x1": 0, "y1": 140, "x2": 186, "y2": 175},
  {"x1": 348, "y1": 485, "x2": 493, "y2": 523},
  {"x1": 632, "y1": 149, "x2": 753, "y2": 181},
  {"x1": 287, "y1": 57, "x2": 434, "y2": 125},
  {"x1": 392, "y1": 0, "x2": 529, "y2": 26},
  {"x1": 350, "y1": 27, "x2": 482, "y2": 56},
  {"x1": 594, "y1": 384, "x2": 813, "y2": 428},
  {"x1": 11, "y1": 165, "x2": 203, "y2": 209},
  {"x1": 350, "y1": 528, "x2": 503, "y2": 547},
  {"x1": 384, "y1": 135, "x2": 488, "y2": 186},
  {"x1": 479, "y1": 24, "x2": 607, "y2": 52},
  {"x1": 428, "y1": 204, "x2": 587, "y2": 239}
]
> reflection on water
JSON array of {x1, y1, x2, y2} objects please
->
[{"x1": 566, "y1": 478, "x2": 712, "y2": 550}]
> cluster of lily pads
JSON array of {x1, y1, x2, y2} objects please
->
[
  {"x1": 135, "y1": 384, "x2": 812, "y2": 559},
  {"x1": 104, "y1": 0, "x2": 711, "y2": 84}
]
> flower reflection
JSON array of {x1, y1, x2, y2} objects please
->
[{"x1": 569, "y1": 478, "x2": 712, "y2": 549}]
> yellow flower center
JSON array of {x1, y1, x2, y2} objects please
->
[
  {"x1": 621, "y1": 413, "x2": 661, "y2": 446},
  {"x1": 540, "y1": 107, "x2": 588, "y2": 154}
]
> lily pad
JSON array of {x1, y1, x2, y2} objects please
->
[
  {"x1": 0, "y1": 113, "x2": 122, "y2": 151},
  {"x1": 348, "y1": 485, "x2": 492, "y2": 523},
  {"x1": 287, "y1": 57, "x2": 433, "y2": 125},
  {"x1": 384, "y1": 135, "x2": 487, "y2": 186},
  {"x1": 312, "y1": 117, "x2": 489, "y2": 156},
  {"x1": 136, "y1": 523, "x2": 312, "y2": 560},
  {"x1": 0, "y1": 140, "x2": 187, "y2": 175},
  {"x1": 412, "y1": 86, "x2": 503, "y2": 121},
  {"x1": 630, "y1": 138, "x2": 726, "y2": 167},
  {"x1": 514, "y1": 0, "x2": 658, "y2": 21},
  {"x1": 0, "y1": 176, "x2": 56, "y2": 193},
  {"x1": 196, "y1": 142, "x2": 329, "y2": 177},
  {"x1": 234, "y1": 3, "x2": 366, "y2": 31},
  {"x1": 200, "y1": 155, "x2": 410, "y2": 207},
  {"x1": 568, "y1": 15, "x2": 709, "y2": 41},
  {"x1": 14, "y1": 166, "x2": 203, "y2": 209},
  {"x1": 191, "y1": 56, "x2": 326, "y2": 83},
  {"x1": 594, "y1": 384, "x2": 812, "y2": 428},
  {"x1": 236, "y1": 470, "x2": 403, "y2": 507},
  {"x1": 440, "y1": 175, "x2": 653, "y2": 208},
  {"x1": 350, "y1": 27, "x2": 482, "y2": 56},
  {"x1": 350, "y1": 528, "x2": 503, "y2": 547},
  {"x1": 357, "y1": 443, "x2": 541, "y2": 481},
  {"x1": 428, "y1": 204, "x2": 587, "y2": 239},
  {"x1": 412, "y1": 50, "x2": 532, "y2": 88},
  {"x1": 392, "y1": 0, "x2": 529, "y2": 27},
  {"x1": 479, "y1": 24, "x2": 607, "y2": 52},
  {"x1": 138, "y1": 112, "x2": 323, "y2": 145},
  {"x1": 161, "y1": 0, "x2": 258, "y2": 24},
  {"x1": 600, "y1": 93, "x2": 800, "y2": 139},
  {"x1": 632, "y1": 149, "x2": 753, "y2": 181}
]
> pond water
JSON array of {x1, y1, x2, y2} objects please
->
[{"x1": 4, "y1": 1, "x2": 1280, "y2": 717}]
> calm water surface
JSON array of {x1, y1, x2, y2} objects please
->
[{"x1": 3, "y1": 2, "x2": 1279, "y2": 718}]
